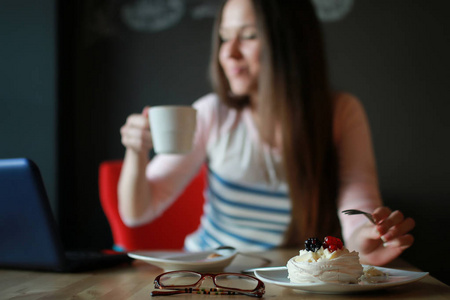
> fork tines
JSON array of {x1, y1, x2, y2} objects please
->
[
  {"x1": 341, "y1": 209, "x2": 362, "y2": 215},
  {"x1": 341, "y1": 209, "x2": 376, "y2": 224}
]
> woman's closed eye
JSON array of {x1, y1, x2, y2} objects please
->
[
  {"x1": 239, "y1": 25, "x2": 258, "y2": 40},
  {"x1": 219, "y1": 26, "x2": 258, "y2": 43},
  {"x1": 240, "y1": 31, "x2": 257, "y2": 40}
]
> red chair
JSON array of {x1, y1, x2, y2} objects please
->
[{"x1": 99, "y1": 160, "x2": 205, "y2": 251}]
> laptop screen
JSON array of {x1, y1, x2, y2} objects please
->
[{"x1": 0, "y1": 158, "x2": 65, "y2": 270}]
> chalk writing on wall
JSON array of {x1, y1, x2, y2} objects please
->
[
  {"x1": 121, "y1": 0, "x2": 186, "y2": 32},
  {"x1": 120, "y1": 0, "x2": 354, "y2": 33},
  {"x1": 311, "y1": 0, "x2": 354, "y2": 22}
]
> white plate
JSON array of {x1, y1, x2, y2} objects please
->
[
  {"x1": 128, "y1": 248, "x2": 238, "y2": 272},
  {"x1": 254, "y1": 266, "x2": 429, "y2": 294}
]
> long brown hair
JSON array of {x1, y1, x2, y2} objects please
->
[{"x1": 210, "y1": 0, "x2": 339, "y2": 247}]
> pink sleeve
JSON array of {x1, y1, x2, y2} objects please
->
[
  {"x1": 333, "y1": 93, "x2": 383, "y2": 242},
  {"x1": 132, "y1": 94, "x2": 216, "y2": 225}
]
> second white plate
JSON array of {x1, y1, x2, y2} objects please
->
[
  {"x1": 254, "y1": 266, "x2": 428, "y2": 294},
  {"x1": 128, "y1": 248, "x2": 238, "y2": 272}
]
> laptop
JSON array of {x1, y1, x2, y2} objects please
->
[{"x1": 0, "y1": 158, "x2": 133, "y2": 272}]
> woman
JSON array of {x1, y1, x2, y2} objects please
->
[{"x1": 118, "y1": 0, "x2": 415, "y2": 266}]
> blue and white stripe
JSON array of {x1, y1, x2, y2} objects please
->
[{"x1": 185, "y1": 168, "x2": 291, "y2": 252}]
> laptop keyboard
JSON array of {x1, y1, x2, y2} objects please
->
[{"x1": 63, "y1": 250, "x2": 133, "y2": 272}]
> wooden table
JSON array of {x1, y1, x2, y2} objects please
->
[{"x1": 1, "y1": 248, "x2": 449, "y2": 299}]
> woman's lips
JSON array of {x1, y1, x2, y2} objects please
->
[{"x1": 227, "y1": 66, "x2": 246, "y2": 76}]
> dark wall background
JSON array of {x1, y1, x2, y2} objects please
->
[
  {"x1": 1, "y1": 0, "x2": 449, "y2": 283},
  {"x1": 0, "y1": 0, "x2": 57, "y2": 214}
]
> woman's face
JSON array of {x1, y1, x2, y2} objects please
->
[{"x1": 219, "y1": 0, "x2": 261, "y2": 100}]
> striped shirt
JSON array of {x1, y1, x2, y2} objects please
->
[
  {"x1": 184, "y1": 93, "x2": 291, "y2": 251},
  {"x1": 184, "y1": 168, "x2": 290, "y2": 251}
]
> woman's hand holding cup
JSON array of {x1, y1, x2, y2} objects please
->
[{"x1": 120, "y1": 106, "x2": 153, "y2": 154}]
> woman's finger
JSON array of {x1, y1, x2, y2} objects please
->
[
  {"x1": 382, "y1": 233, "x2": 414, "y2": 250},
  {"x1": 376, "y1": 210, "x2": 404, "y2": 236},
  {"x1": 372, "y1": 207, "x2": 391, "y2": 224},
  {"x1": 381, "y1": 217, "x2": 415, "y2": 242},
  {"x1": 122, "y1": 134, "x2": 152, "y2": 152},
  {"x1": 121, "y1": 125, "x2": 152, "y2": 150},
  {"x1": 142, "y1": 106, "x2": 150, "y2": 117},
  {"x1": 126, "y1": 114, "x2": 149, "y2": 129}
]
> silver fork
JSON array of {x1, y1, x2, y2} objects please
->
[{"x1": 341, "y1": 209, "x2": 376, "y2": 225}]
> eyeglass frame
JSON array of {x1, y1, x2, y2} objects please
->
[{"x1": 153, "y1": 270, "x2": 265, "y2": 297}]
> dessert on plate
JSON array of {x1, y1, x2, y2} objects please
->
[
  {"x1": 287, "y1": 236, "x2": 364, "y2": 284},
  {"x1": 361, "y1": 266, "x2": 388, "y2": 283}
]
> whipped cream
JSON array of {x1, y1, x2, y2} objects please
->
[
  {"x1": 287, "y1": 246, "x2": 364, "y2": 284},
  {"x1": 360, "y1": 266, "x2": 389, "y2": 283}
]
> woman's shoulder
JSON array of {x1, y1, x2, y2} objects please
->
[
  {"x1": 192, "y1": 93, "x2": 227, "y2": 112},
  {"x1": 332, "y1": 91, "x2": 370, "y2": 142},
  {"x1": 332, "y1": 91, "x2": 367, "y2": 119},
  {"x1": 333, "y1": 91, "x2": 363, "y2": 108},
  {"x1": 193, "y1": 93, "x2": 219, "y2": 108},
  {"x1": 193, "y1": 93, "x2": 239, "y2": 124}
]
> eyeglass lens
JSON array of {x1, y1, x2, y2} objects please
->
[
  {"x1": 160, "y1": 272, "x2": 201, "y2": 286},
  {"x1": 215, "y1": 274, "x2": 259, "y2": 290}
]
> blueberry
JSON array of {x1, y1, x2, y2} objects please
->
[{"x1": 305, "y1": 237, "x2": 322, "y2": 252}]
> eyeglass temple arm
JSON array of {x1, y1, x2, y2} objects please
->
[
  {"x1": 151, "y1": 289, "x2": 263, "y2": 298},
  {"x1": 151, "y1": 290, "x2": 187, "y2": 296}
]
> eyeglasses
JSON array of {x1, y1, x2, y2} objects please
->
[{"x1": 152, "y1": 270, "x2": 265, "y2": 297}]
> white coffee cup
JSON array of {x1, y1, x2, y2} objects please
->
[{"x1": 149, "y1": 105, "x2": 197, "y2": 154}]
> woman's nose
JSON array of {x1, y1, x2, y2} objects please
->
[{"x1": 227, "y1": 37, "x2": 242, "y2": 59}]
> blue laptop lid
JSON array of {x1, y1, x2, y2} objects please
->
[{"x1": 0, "y1": 158, "x2": 65, "y2": 270}]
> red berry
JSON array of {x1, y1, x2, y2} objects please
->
[{"x1": 323, "y1": 236, "x2": 343, "y2": 252}]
